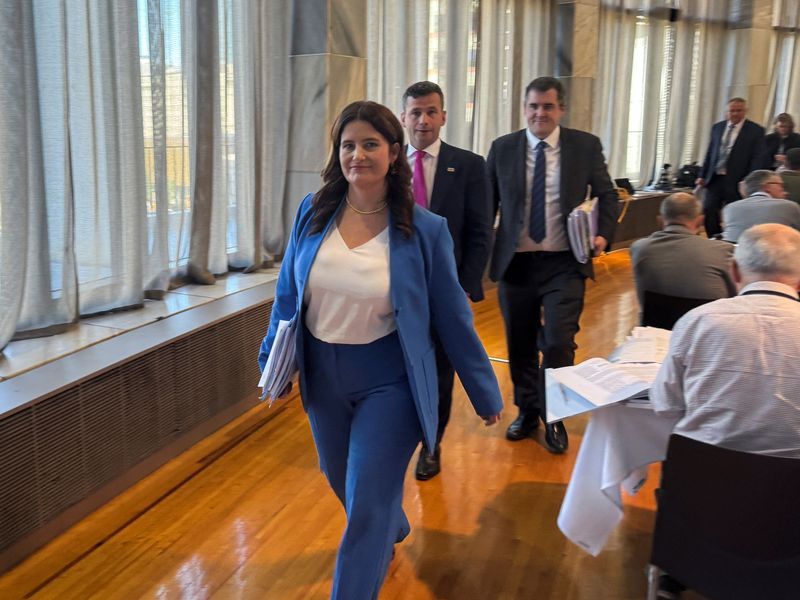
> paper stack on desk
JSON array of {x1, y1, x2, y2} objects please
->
[
  {"x1": 545, "y1": 327, "x2": 671, "y2": 422},
  {"x1": 258, "y1": 318, "x2": 298, "y2": 405}
]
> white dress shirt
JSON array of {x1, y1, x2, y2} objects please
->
[
  {"x1": 517, "y1": 126, "x2": 568, "y2": 252},
  {"x1": 407, "y1": 138, "x2": 441, "y2": 206},
  {"x1": 304, "y1": 224, "x2": 396, "y2": 344},
  {"x1": 716, "y1": 119, "x2": 744, "y2": 174},
  {"x1": 651, "y1": 281, "x2": 800, "y2": 458}
]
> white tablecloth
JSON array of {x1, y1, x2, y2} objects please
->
[{"x1": 557, "y1": 404, "x2": 679, "y2": 556}]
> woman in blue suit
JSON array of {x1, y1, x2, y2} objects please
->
[{"x1": 258, "y1": 101, "x2": 503, "y2": 599}]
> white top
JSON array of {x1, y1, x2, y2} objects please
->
[
  {"x1": 303, "y1": 223, "x2": 396, "y2": 344},
  {"x1": 651, "y1": 281, "x2": 800, "y2": 458},
  {"x1": 517, "y1": 126, "x2": 568, "y2": 252},
  {"x1": 407, "y1": 137, "x2": 441, "y2": 205}
]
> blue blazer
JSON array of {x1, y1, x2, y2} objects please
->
[{"x1": 259, "y1": 194, "x2": 503, "y2": 450}]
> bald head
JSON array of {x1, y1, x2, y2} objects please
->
[
  {"x1": 660, "y1": 192, "x2": 702, "y2": 231},
  {"x1": 733, "y1": 224, "x2": 800, "y2": 289}
]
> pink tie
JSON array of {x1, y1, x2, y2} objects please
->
[{"x1": 413, "y1": 150, "x2": 427, "y2": 208}]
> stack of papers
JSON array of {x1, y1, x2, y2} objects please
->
[
  {"x1": 607, "y1": 326, "x2": 672, "y2": 364},
  {"x1": 567, "y1": 198, "x2": 598, "y2": 264},
  {"x1": 545, "y1": 327, "x2": 672, "y2": 422},
  {"x1": 258, "y1": 318, "x2": 298, "y2": 406}
]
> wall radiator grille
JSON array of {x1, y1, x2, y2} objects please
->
[{"x1": 0, "y1": 300, "x2": 272, "y2": 556}]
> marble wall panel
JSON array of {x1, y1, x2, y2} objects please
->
[
  {"x1": 327, "y1": 55, "x2": 367, "y2": 119},
  {"x1": 556, "y1": 2, "x2": 575, "y2": 77},
  {"x1": 752, "y1": 0, "x2": 773, "y2": 30},
  {"x1": 746, "y1": 28, "x2": 772, "y2": 87},
  {"x1": 746, "y1": 84, "x2": 770, "y2": 125},
  {"x1": 330, "y1": 0, "x2": 367, "y2": 58},
  {"x1": 288, "y1": 55, "x2": 329, "y2": 172},
  {"x1": 562, "y1": 76, "x2": 595, "y2": 134},
  {"x1": 292, "y1": 0, "x2": 328, "y2": 56},
  {"x1": 573, "y1": 2, "x2": 598, "y2": 78},
  {"x1": 729, "y1": 29, "x2": 752, "y2": 86}
]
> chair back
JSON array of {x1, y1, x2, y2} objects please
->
[
  {"x1": 641, "y1": 291, "x2": 714, "y2": 330},
  {"x1": 651, "y1": 434, "x2": 800, "y2": 600}
]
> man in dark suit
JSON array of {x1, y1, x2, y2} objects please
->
[
  {"x1": 487, "y1": 77, "x2": 618, "y2": 453},
  {"x1": 400, "y1": 81, "x2": 492, "y2": 479},
  {"x1": 696, "y1": 97, "x2": 765, "y2": 238}
]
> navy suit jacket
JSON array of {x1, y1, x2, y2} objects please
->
[
  {"x1": 700, "y1": 119, "x2": 766, "y2": 185},
  {"x1": 426, "y1": 141, "x2": 492, "y2": 301},
  {"x1": 258, "y1": 194, "x2": 503, "y2": 451},
  {"x1": 486, "y1": 127, "x2": 619, "y2": 280}
]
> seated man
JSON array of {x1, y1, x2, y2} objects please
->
[
  {"x1": 780, "y1": 147, "x2": 800, "y2": 204},
  {"x1": 651, "y1": 223, "x2": 800, "y2": 458},
  {"x1": 721, "y1": 170, "x2": 800, "y2": 242},
  {"x1": 630, "y1": 192, "x2": 735, "y2": 317}
]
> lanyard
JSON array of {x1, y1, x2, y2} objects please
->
[{"x1": 741, "y1": 290, "x2": 800, "y2": 302}]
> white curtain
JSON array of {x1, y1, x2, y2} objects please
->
[
  {"x1": 595, "y1": 0, "x2": 737, "y2": 186},
  {"x1": 367, "y1": 0, "x2": 552, "y2": 157},
  {"x1": 0, "y1": 0, "x2": 146, "y2": 351},
  {"x1": 0, "y1": 0, "x2": 292, "y2": 350},
  {"x1": 765, "y1": 2, "x2": 800, "y2": 126}
]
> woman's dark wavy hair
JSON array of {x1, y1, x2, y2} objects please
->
[
  {"x1": 773, "y1": 112, "x2": 795, "y2": 134},
  {"x1": 310, "y1": 101, "x2": 414, "y2": 238}
]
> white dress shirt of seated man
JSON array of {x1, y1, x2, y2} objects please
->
[{"x1": 651, "y1": 223, "x2": 800, "y2": 458}]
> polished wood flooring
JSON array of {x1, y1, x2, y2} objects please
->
[{"x1": 0, "y1": 250, "x2": 676, "y2": 599}]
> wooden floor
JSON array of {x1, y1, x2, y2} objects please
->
[{"x1": 0, "y1": 250, "x2": 673, "y2": 600}]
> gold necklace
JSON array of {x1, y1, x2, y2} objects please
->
[{"x1": 345, "y1": 195, "x2": 388, "y2": 215}]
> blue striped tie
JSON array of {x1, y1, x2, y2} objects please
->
[{"x1": 529, "y1": 140, "x2": 547, "y2": 243}]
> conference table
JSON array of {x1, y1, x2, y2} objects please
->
[{"x1": 556, "y1": 403, "x2": 680, "y2": 556}]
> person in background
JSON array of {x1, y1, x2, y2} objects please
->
[
  {"x1": 696, "y1": 98, "x2": 766, "y2": 238},
  {"x1": 630, "y1": 192, "x2": 735, "y2": 316},
  {"x1": 721, "y1": 170, "x2": 800, "y2": 243},
  {"x1": 762, "y1": 112, "x2": 800, "y2": 170},
  {"x1": 258, "y1": 100, "x2": 502, "y2": 600},
  {"x1": 400, "y1": 80, "x2": 492, "y2": 481},
  {"x1": 779, "y1": 147, "x2": 800, "y2": 204},
  {"x1": 487, "y1": 76, "x2": 618, "y2": 453}
]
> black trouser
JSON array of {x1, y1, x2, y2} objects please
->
[
  {"x1": 421, "y1": 331, "x2": 455, "y2": 451},
  {"x1": 497, "y1": 251, "x2": 586, "y2": 420},
  {"x1": 703, "y1": 175, "x2": 741, "y2": 237}
]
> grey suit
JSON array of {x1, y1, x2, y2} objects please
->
[
  {"x1": 722, "y1": 193, "x2": 800, "y2": 242},
  {"x1": 630, "y1": 225, "x2": 736, "y2": 312},
  {"x1": 487, "y1": 126, "x2": 618, "y2": 418}
]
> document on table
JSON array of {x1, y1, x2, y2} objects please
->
[
  {"x1": 556, "y1": 358, "x2": 653, "y2": 404},
  {"x1": 258, "y1": 318, "x2": 298, "y2": 406},
  {"x1": 545, "y1": 359, "x2": 660, "y2": 422},
  {"x1": 607, "y1": 326, "x2": 671, "y2": 364}
]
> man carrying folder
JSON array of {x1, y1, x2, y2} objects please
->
[{"x1": 487, "y1": 76, "x2": 619, "y2": 453}]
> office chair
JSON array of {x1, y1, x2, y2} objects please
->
[
  {"x1": 646, "y1": 435, "x2": 800, "y2": 600},
  {"x1": 641, "y1": 291, "x2": 715, "y2": 330}
]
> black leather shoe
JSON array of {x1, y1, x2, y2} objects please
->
[
  {"x1": 415, "y1": 445, "x2": 441, "y2": 480},
  {"x1": 506, "y1": 413, "x2": 540, "y2": 441},
  {"x1": 544, "y1": 420, "x2": 569, "y2": 453}
]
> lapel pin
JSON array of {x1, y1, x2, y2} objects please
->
[{"x1": 447, "y1": 167, "x2": 456, "y2": 172}]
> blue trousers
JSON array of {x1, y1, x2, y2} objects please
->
[{"x1": 303, "y1": 328, "x2": 422, "y2": 600}]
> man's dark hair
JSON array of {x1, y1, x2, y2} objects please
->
[
  {"x1": 786, "y1": 148, "x2": 800, "y2": 170},
  {"x1": 524, "y1": 77, "x2": 565, "y2": 105},
  {"x1": 402, "y1": 81, "x2": 444, "y2": 109}
]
